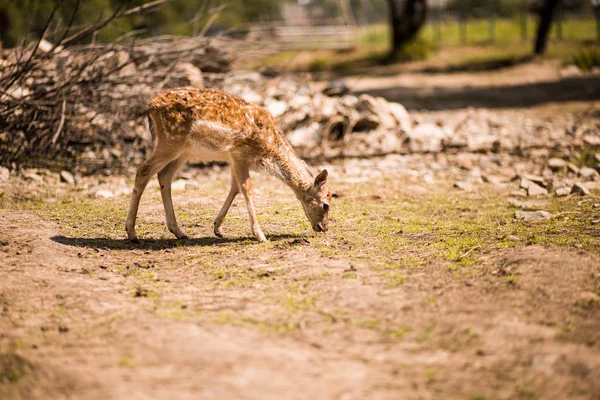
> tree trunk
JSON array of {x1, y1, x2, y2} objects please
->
[
  {"x1": 387, "y1": 0, "x2": 428, "y2": 59},
  {"x1": 534, "y1": 0, "x2": 561, "y2": 55}
]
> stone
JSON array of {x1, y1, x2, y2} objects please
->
[
  {"x1": 265, "y1": 99, "x2": 288, "y2": 118},
  {"x1": 23, "y1": 172, "x2": 43, "y2": 182},
  {"x1": 453, "y1": 181, "x2": 472, "y2": 191},
  {"x1": 510, "y1": 190, "x2": 527, "y2": 198},
  {"x1": 387, "y1": 102, "x2": 411, "y2": 130},
  {"x1": 523, "y1": 174, "x2": 546, "y2": 187},
  {"x1": 567, "y1": 163, "x2": 580, "y2": 175},
  {"x1": 407, "y1": 123, "x2": 447, "y2": 153},
  {"x1": 583, "y1": 135, "x2": 600, "y2": 146},
  {"x1": 322, "y1": 80, "x2": 349, "y2": 97},
  {"x1": 520, "y1": 178, "x2": 533, "y2": 190},
  {"x1": 287, "y1": 122, "x2": 319, "y2": 148},
  {"x1": 527, "y1": 183, "x2": 548, "y2": 197},
  {"x1": 514, "y1": 211, "x2": 550, "y2": 221},
  {"x1": 579, "y1": 167, "x2": 599, "y2": 181},
  {"x1": 171, "y1": 179, "x2": 187, "y2": 191},
  {"x1": 60, "y1": 170, "x2": 75, "y2": 185},
  {"x1": 555, "y1": 187, "x2": 571, "y2": 197},
  {"x1": 571, "y1": 183, "x2": 590, "y2": 196},
  {"x1": 0, "y1": 166, "x2": 9, "y2": 182},
  {"x1": 174, "y1": 62, "x2": 203, "y2": 87},
  {"x1": 95, "y1": 189, "x2": 114, "y2": 199},
  {"x1": 185, "y1": 181, "x2": 199, "y2": 190},
  {"x1": 547, "y1": 158, "x2": 567, "y2": 171}
]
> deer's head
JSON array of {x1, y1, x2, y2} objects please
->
[{"x1": 299, "y1": 169, "x2": 331, "y2": 233}]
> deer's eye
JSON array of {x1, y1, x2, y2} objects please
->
[{"x1": 322, "y1": 203, "x2": 330, "y2": 212}]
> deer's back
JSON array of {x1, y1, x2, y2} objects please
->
[{"x1": 148, "y1": 87, "x2": 284, "y2": 162}]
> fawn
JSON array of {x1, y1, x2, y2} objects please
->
[{"x1": 125, "y1": 87, "x2": 331, "y2": 242}]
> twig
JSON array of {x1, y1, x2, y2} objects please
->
[
  {"x1": 457, "y1": 245, "x2": 480, "y2": 261},
  {"x1": 51, "y1": 100, "x2": 67, "y2": 144}
]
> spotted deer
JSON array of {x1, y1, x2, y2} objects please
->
[{"x1": 125, "y1": 87, "x2": 332, "y2": 242}]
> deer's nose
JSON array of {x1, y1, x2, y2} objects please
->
[{"x1": 313, "y1": 223, "x2": 327, "y2": 233}]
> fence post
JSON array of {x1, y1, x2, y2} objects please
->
[
  {"x1": 555, "y1": 2, "x2": 563, "y2": 40},
  {"x1": 520, "y1": 0, "x2": 527, "y2": 41},
  {"x1": 435, "y1": 0, "x2": 442, "y2": 43},
  {"x1": 460, "y1": 0, "x2": 468, "y2": 44},
  {"x1": 489, "y1": 0, "x2": 496, "y2": 43},
  {"x1": 596, "y1": 3, "x2": 600, "y2": 41}
]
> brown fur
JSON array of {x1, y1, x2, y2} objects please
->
[{"x1": 125, "y1": 87, "x2": 332, "y2": 242}]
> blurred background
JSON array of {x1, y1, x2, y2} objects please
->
[
  {"x1": 1, "y1": 0, "x2": 598, "y2": 67},
  {"x1": 0, "y1": 0, "x2": 599, "y2": 172}
]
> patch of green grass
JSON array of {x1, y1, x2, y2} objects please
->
[
  {"x1": 308, "y1": 57, "x2": 329, "y2": 73},
  {"x1": 572, "y1": 47, "x2": 600, "y2": 71},
  {"x1": 389, "y1": 326, "x2": 412, "y2": 339},
  {"x1": 518, "y1": 387, "x2": 536, "y2": 399},
  {"x1": 380, "y1": 271, "x2": 405, "y2": 287},
  {"x1": 0, "y1": 352, "x2": 33, "y2": 384}
]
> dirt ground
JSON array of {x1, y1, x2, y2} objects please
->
[{"x1": 2, "y1": 60, "x2": 600, "y2": 400}]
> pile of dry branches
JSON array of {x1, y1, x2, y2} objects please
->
[{"x1": 0, "y1": 0, "x2": 233, "y2": 173}]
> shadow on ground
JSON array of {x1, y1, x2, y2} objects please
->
[
  {"x1": 354, "y1": 75, "x2": 600, "y2": 110},
  {"x1": 51, "y1": 234, "x2": 301, "y2": 250},
  {"x1": 419, "y1": 55, "x2": 535, "y2": 74}
]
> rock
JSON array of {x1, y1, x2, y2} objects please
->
[
  {"x1": 453, "y1": 181, "x2": 472, "y2": 191},
  {"x1": 508, "y1": 199, "x2": 550, "y2": 210},
  {"x1": 510, "y1": 190, "x2": 528, "y2": 198},
  {"x1": 23, "y1": 172, "x2": 43, "y2": 182},
  {"x1": 238, "y1": 88, "x2": 262, "y2": 104},
  {"x1": 527, "y1": 182, "x2": 548, "y2": 197},
  {"x1": 514, "y1": 211, "x2": 550, "y2": 221},
  {"x1": 567, "y1": 163, "x2": 580, "y2": 175},
  {"x1": 520, "y1": 178, "x2": 533, "y2": 190},
  {"x1": 583, "y1": 135, "x2": 600, "y2": 146},
  {"x1": 60, "y1": 170, "x2": 75, "y2": 185},
  {"x1": 94, "y1": 189, "x2": 114, "y2": 199},
  {"x1": 579, "y1": 167, "x2": 599, "y2": 181},
  {"x1": 184, "y1": 181, "x2": 199, "y2": 190},
  {"x1": 547, "y1": 158, "x2": 567, "y2": 171},
  {"x1": 0, "y1": 167, "x2": 9, "y2": 182},
  {"x1": 523, "y1": 174, "x2": 546, "y2": 187},
  {"x1": 322, "y1": 80, "x2": 349, "y2": 97},
  {"x1": 571, "y1": 183, "x2": 590, "y2": 196},
  {"x1": 555, "y1": 187, "x2": 571, "y2": 197},
  {"x1": 174, "y1": 62, "x2": 203, "y2": 87},
  {"x1": 265, "y1": 99, "x2": 288, "y2": 118},
  {"x1": 287, "y1": 122, "x2": 319, "y2": 148},
  {"x1": 407, "y1": 123, "x2": 447, "y2": 153},
  {"x1": 387, "y1": 102, "x2": 411, "y2": 130},
  {"x1": 171, "y1": 179, "x2": 187, "y2": 191}
]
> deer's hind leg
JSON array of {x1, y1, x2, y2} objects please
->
[
  {"x1": 158, "y1": 156, "x2": 189, "y2": 239},
  {"x1": 214, "y1": 174, "x2": 239, "y2": 238},
  {"x1": 125, "y1": 150, "x2": 179, "y2": 242}
]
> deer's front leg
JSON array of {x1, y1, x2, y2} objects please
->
[
  {"x1": 126, "y1": 153, "x2": 172, "y2": 242},
  {"x1": 158, "y1": 156, "x2": 188, "y2": 239},
  {"x1": 231, "y1": 160, "x2": 267, "y2": 242},
  {"x1": 214, "y1": 175, "x2": 239, "y2": 238}
]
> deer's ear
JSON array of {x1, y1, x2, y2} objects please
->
[{"x1": 314, "y1": 169, "x2": 328, "y2": 188}]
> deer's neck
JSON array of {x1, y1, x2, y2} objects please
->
[{"x1": 262, "y1": 140, "x2": 312, "y2": 196}]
